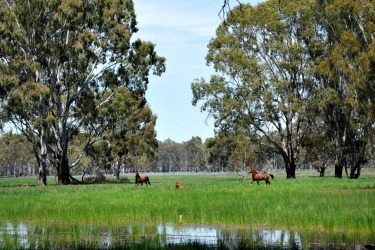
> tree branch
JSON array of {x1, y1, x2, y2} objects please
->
[{"x1": 96, "y1": 91, "x2": 115, "y2": 110}]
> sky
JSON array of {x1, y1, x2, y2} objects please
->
[{"x1": 132, "y1": 0, "x2": 263, "y2": 143}]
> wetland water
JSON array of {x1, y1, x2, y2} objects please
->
[{"x1": 1, "y1": 222, "x2": 373, "y2": 249}]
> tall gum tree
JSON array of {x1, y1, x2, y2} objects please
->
[
  {"x1": 192, "y1": 0, "x2": 318, "y2": 178},
  {"x1": 0, "y1": 0, "x2": 165, "y2": 185},
  {"x1": 102, "y1": 86, "x2": 158, "y2": 180},
  {"x1": 315, "y1": 0, "x2": 375, "y2": 178}
]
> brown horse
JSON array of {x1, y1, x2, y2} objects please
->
[
  {"x1": 248, "y1": 167, "x2": 274, "y2": 186},
  {"x1": 175, "y1": 181, "x2": 188, "y2": 189},
  {"x1": 134, "y1": 171, "x2": 151, "y2": 186}
]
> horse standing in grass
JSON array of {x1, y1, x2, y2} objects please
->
[
  {"x1": 248, "y1": 167, "x2": 274, "y2": 186},
  {"x1": 134, "y1": 171, "x2": 151, "y2": 186}
]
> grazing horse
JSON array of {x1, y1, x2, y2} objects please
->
[
  {"x1": 134, "y1": 171, "x2": 151, "y2": 186},
  {"x1": 175, "y1": 181, "x2": 188, "y2": 189},
  {"x1": 248, "y1": 167, "x2": 274, "y2": 186}
]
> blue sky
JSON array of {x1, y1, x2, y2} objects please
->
[{"x1": 133, "y1": 0, "x2": 262, "y2": 143}]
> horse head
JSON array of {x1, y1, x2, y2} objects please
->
[{"x1": 248, "y1": 167, "x2": 257, "y2": 174}]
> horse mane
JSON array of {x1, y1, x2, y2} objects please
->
[{"x1": 248, "y1": 166, "x2": 257, "y2": 173}]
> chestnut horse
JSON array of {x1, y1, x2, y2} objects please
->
[
  {"x1": 175, "y1": 181, "x2": 188, "y2": 189},
  {"x1": 134, "y1": 171, "x2": 151, "y2": 186},
  {"x1": 248, "y1": 167, "x2": 274, "y2": 186}
]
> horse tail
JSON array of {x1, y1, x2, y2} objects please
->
[
  {"x1": 269, "y1": 174, "x2": 274, "y2": 180},
  {"x1": 147, "y1": 177, "x2": 151, "y2": 185}
]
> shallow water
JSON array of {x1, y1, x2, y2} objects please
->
[{"x1": 0, "y1": 222, "x2": 373, "y2": 249}]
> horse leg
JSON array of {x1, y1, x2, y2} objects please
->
[{"x1": 257, "y1": 181, "x2": 260, "y2": 185}]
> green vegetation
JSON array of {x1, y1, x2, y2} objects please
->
[
  {"x1": 192, "y1": 0, "x2": 375, "y2": 179},
  {"x1": 1, "y1": 173, "x2": 374, "y2": 235},
  {"x1": 2, "y1": 0, "x2": 375, "y2": 187},
  {"x1": 0, "y1": 0, "x2": 165, "y2": 185}
]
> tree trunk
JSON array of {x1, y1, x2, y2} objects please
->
[
  {"x1": 113, "y1": 158, "x2": 120, "y2": 180},
  {"x1": 319, "y1": 167, "x2": 326, "y2": 177},
  {"x1": 334, "y1": 164, "x2": 343, "y2": 178},
  {"x1": 285, "y1": 159, "x2": 296, "y2": 178},
  {"x1": 349, "y1": 164, "x2": 361, "y2": 179},
  {"x1": 286, "y1": 166, "x2": 296, "y2": 178},
  {"x1": 334, "y1": 156, "x2": 344, "y2": 178},
  {"x1": 282, "y1": 152, "x2": 296, "y2": 179},
  {"x1": 37, "y1": 162, "x2": 47, "y2": 186},
  {"x1": 56, "y1": 153, "x2": 70, "y2": 185},
  {"x1": 36, "y1": 135, "x2": 48, "y2": 186}
]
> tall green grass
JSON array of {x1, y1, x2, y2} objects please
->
[{"x1": 0, "y1": 173, "x2": 374, "y2": 235}]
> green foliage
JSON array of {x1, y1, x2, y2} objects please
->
[
  {"x1": 184, "y1": 137, "x2": 206, "y2": 171},
  {"x1": 0, "y1": 133, "x2": 36, "y2": 177},
  {"x1": 192, "y1": 0, "x2": 318, "y2": 178},
  {"x1": 315, "y1": 0, "x2": 375, "y2": 178},
  {"x1": 0, "y1": 0, "x2": 165, "y2": 184},
  {"x1": 192, "y1": 0, "x2": 375, "y2": 178},
  {"x1": 204, "y1": 132, "x2": 256, "y2": 172},
  {"x1": 97, "y1": 86, "x2": 158, "y2": 176}
]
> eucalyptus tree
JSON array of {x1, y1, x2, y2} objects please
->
[
  {"x1": 192, "y1": 0, "x2": 318, "y2": 178},
  {"x1": 156, "y1": 139, "x2": 185, "y2": 172},
  {"x1": 205, "y1": 135, "x2": 231, "y2": 172},
  {"x1": 67, "y1": 133, "x2": 93, "y2": 176},
  {"x1": 302, "y1": 129, "x2": 335, "y2": 177},
  {"x1": 315, "y1": 0, "x2": 375, "y2": 178},
  {"x1": 184, "y1": 136, "x2": 207, "y2": 172},
  {"x1": 104, "y1": 86, "x2": 158, "y2": 179},
  {"x1": 0, "y1": 0, "x2": 165, "y2": 185},
  {"x1": 205, "y1": 131, "x2": 255, "y2": 172},
  {"x1": 0, "y1": 132, "x2": 35, "y2": 177},
  {"x1": 227, "y1": 132, "x2": 255, "y2": 172}
]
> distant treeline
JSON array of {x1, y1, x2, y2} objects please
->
[{"x1": 2, "y1": 132, "x2": 373, "y2": 180}]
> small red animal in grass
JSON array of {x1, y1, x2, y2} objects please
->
[{"x1": 175, "y1": 181, "x2": 188, "y2": 189}]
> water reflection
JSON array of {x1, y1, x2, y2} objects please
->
[
  {"x1": 252, "y1": 228, "x2": 302, "y2": 249},
  {"x1": 0, "y1": 221, "x2": 372, "y2": 249},
  {"x1": 158, "y1": 224, "x2": 219, "y2": 245},
  {"x1": 2, "y1": 223, "x2": 30, "y2": 248},
  {"x1": 157, "y1": 224, "x2": 304, "y2": 249}
]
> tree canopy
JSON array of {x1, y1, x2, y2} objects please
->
[
  {"x1": 0, "y1": 0, "x2": 165, "y2": 185},
  {"x1": 193, "y1": 0, "x2": 317, "y2": 178},
  {"x1": 193, "y1": 0, "x2": 375, "y2": 178}
]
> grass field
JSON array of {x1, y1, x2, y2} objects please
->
[{"x1": 1, "y1": 170, "x2": 374, "y2": 238}]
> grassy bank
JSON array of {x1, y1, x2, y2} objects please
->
[{"x1": 0, "y1": 172, "x2": 374, "y2": 235}]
